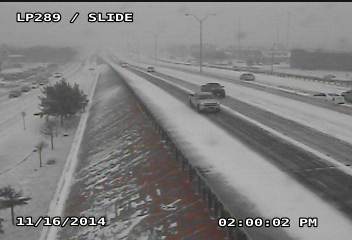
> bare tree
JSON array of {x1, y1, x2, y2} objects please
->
[
  {"x1": 0, "y1": 186, "x2": 31, "y2": 225},
  {"x1": 40, "y1": 121, "x2": 56, "y2": 150},
  {"x1": 35, "y1": 141, "x2": 48, "y2": 167}
]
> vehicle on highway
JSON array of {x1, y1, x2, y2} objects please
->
[
  {"x1": 342, "y1": 90, "x2": 352, "y2": 103},
  {"x1": 8, "y1": 89, "x2": 22, "y2": 98},
  {"x1": 323, "y1": 74, "x2": 336, "y2": 80},
  {"x1": 53, "y1": 72, "x2": 62, "y2": 78},
  {"x1": 326, "y1": 93, "x2": 345, "y2": 104},
  {"x1": 120, "y1": 62, "x2": 128, "y2": 68},
  {"x1": 232, "y1": 66, "x2": 241, "y2": 71},
  {"x1": 200, "y1": 83, "x2": 226, "y2": 98},
  {"x1": 239, "y1": 73, "x2": 256, "y2": 81},
  {"x1": 31, "y1": 82, "x2": 38, "y2": 89},
  {"x1": 89, "y1": 67, "x2": 95, "y2": 70},
  {"x1": 313, "y1": 92, "x2": 345, "y2": 104},
  {"x1": 189, "y1": 92, "x2": 221, "y2": 113},
  {"x1": 147, "y1": 66, "x2": 155, "y2": 72},
  {"x1": 21, "y1": 85, "x2": 31, "y2": 92}
]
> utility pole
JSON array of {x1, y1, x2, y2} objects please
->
[
  {"x1": 185, "y1": 12, "x2": 216, "y2": 73},
  {"x1": 233, "y1": 18, "x2": 236, "y2": 62},
  {"x1": 199, "y1": 20, "x2": 203, "y2": 72},
  {"x1": 154, "y1": 33, "x2": 158, "y2": 66},
  {"x1": 238, "y1": 17, "x2": 241, "y2": 60},
  {"x1": 271, "y1": 43, "x2": 276, "y2": 74},
  {"x1": 287, "y1": 11, "x2": 290, "y2": 50}
]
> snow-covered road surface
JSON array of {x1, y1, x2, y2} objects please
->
[{"x1": 129, "y1": 61, "x2": 352, "y2": 147}]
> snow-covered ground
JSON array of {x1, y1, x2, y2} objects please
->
[
  {"x1": 157, "y1": 59, "x2": 351, "y2": 96},
  {"x1": 166, "y1": 57, "x2": 352, "y2": 82},
  {"x1": 0, "y1": 58, "x2": 98, "y2": 240},
  {"x1": 127, "y1": 60, "x2": 352, "y2": 147},
  {"x1": 261, "y1": 63, "x2": 352, "y2": 82},
  {"x1": 106, "y1": 59, "x2": 352, "y2": 240}
]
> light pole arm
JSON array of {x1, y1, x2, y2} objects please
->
[{"x1": 185, "y1": 13, "x2": 215, "y2": 73}]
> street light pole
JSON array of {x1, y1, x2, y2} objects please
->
[
  {"x1": 154, "y1": 34, "x2": 158, "y2": 66},
  {"x1": 185, "y1": 13, "x2": 216, "y2": 73},
  {"x1": 199, "y1": 20, "x2": 203, "y2": 73},
  {"x1": 271, "y1": 43, "x2": 277, "y2": 74}
]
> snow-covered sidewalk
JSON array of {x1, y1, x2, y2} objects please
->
[{"x1": 107, "y1": 59, "x2": 352, "y2": 240}]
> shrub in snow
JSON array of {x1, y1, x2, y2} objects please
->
[{"x1": 39, "y1": 79, "x2": 88, "y2": 126}]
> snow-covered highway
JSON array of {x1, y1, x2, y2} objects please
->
[
  {"x1": 105, "y1": 55, "x2": 352, "y2": 240},
  {"x1": 152, "y1": 60, "x2": 352, "y2": 114}
]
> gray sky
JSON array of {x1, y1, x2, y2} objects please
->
[{"x1": 1, "y1": 2, "x2": 352, "y2": 51}]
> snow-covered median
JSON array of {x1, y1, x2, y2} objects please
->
[{"x1": 108, "y1": 62, "x2": 352, "y2": 240}]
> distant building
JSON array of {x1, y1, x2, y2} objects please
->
[{"x1": 290, "y1": 49, "x2": 352, "y2": 70}]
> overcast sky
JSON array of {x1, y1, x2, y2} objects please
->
[{"x1": 1, "y1": 2, "x2": 352, "y2": 52}]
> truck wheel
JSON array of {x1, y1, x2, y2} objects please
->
[
  {"x1": 197, "y1": 105, "x2": 201, "y2": 112},
  {"x1": 189, "y1": 99, "x2": 193, "y2": 107}
]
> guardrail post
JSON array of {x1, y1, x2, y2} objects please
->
[
  {"x1": 207, "y1": 191, "x2": 214, "y2": 215},
  {"x1": 201, "y1": 185, "x2": 207, "y2": 201},
  {"x1": 188, "y1": 166, "x2": 194, "y2": 182},
  {"x1": 175, "y1": 148, "x2": 179, "y2": 161},
  {"x1": 196, "y1": 175, "x2": 202, "y2": 195}
]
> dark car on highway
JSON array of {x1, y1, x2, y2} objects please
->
[
  {"x1": 240, "y1": 73, "x2": 255, "y2": 81},
  {"x1": 21, "y1": 85, "x2": 31, "y2": 92},
  {"x1": 8, "y1": 89, "x2": 22, "y2": 98},
  {"x1": 147, "y1": 66, "x2": 155, "y2": 72},
  {"x1": 200, "y1": 82, "x2": 226, "y2": 98}
]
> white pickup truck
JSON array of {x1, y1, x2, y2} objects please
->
[{"x1": 189, "y1": 92, "x2": 220, "y2": 113}]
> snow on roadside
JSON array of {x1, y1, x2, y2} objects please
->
[
  {"x1": 157, "y1": 58, "x2": 352, "y2": 93},
  {"x1": 107, "y1": 61, "x2": 352, "y2": 240},
  {"x1": 201, "y1": 65, "x2": 350, "y2": 93}
]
